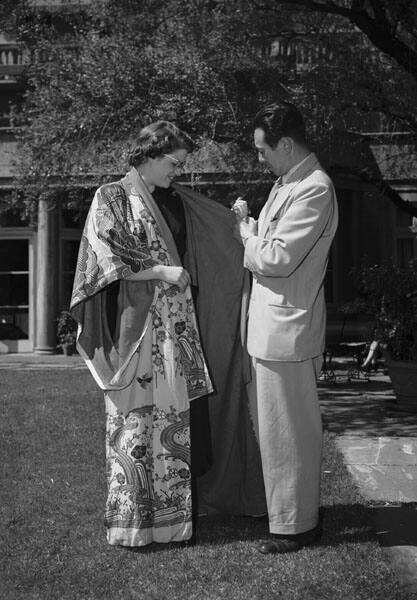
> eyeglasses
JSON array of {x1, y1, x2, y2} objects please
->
[{"x1": 163, "y1": 153, "x2": 186, "y2": 170}]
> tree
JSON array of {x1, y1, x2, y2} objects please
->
[
  {"x1": 1, "y1": 0, "x2": 417, "y2": 216},
  {"x1": 253, "y1": 0, "x2": 417, "y2": 80},
  {"x1": 2, "y1": 0, "x2": 294, "y2": 207},
  {"x1": 248, "y1": 0, "x2": 417, "y2": 214}
]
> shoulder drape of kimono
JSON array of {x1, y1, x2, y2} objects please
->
[
  {"x1": 70, "y1": 169, "x2": 184, "y2": 390},
  {"x1": 70, "y1": 184, "x2": 154, "y2": 389}
]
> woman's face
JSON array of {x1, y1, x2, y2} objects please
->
[{"x1": 147, "y1": 148, "x2": 188, "y2": 189}]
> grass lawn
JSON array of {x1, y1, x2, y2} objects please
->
[{"x1": 0, "y1": 368, "x2": 411, "y2": 600}]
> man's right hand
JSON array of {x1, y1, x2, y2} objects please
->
[{"x1": 231, "y1": 197, "x2": 249, "y2": 221}]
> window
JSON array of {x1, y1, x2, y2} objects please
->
[{"x1": 0, "y1": 239, "x2": 29, "y2": 339}]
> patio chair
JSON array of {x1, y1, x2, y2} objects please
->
[{"x1": 320, "y1": 312, "x2": 375, "y2": 383}]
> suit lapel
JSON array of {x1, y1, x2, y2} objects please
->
[{"x1": 262, "y1": 153, "x2": 320, "y2": 237}]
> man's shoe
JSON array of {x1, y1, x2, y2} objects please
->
[{"x1": 257, "y1": 526, "x2": 321, "y2": 554}]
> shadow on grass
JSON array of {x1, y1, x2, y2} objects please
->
[
  {"x1": 370, "y1": 502, "x2": 417, "y2": 547},
  {"x1": 123, "y1": 502, "x2": 377, "y2": 554},
  {"x1": 318, "y1": 375, "x2": 417, "y2": 437}
]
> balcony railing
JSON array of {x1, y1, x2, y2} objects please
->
[
  {"x1": 262, "y1": 32, "x2": 370, "y2": 73},
  {"x1": 0, "y1": 41, "x2": 79, "y2": 82},
  {"x1": 30, "y1": 0, "x2": 91, "y2": 6},
  {"x1": 265, "y1": 38, "x2": 335, "y2": 72},
  {"x1": 0, "y1": 44, "x2": 27, "y2": 80}
]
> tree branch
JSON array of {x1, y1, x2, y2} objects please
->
[
  {"x1": 259, "y1": 0, "x2": 417, "y2": 80},
  {"x1": 332, "y1": 164, "x2": 417, "y2": 216},
  {"x1": 362, "y1": 171, "x2": 417, "y2": 217},
  {"x1": 249, "y1": 0, "x2": 354, "y2": 19},
  {"x1": 368, "y1": 0, "x2": 387, "y2": 26},
  {"x1": 279, "y1": 0, "x2": 361, "y2": 19}
]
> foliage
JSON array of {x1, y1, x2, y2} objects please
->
[
  {"x1": 6, "y1": 0, "x2": 293, "y2": 202},
  {"x1": 245, "y1": 0, "x2": 417, "y2": 216},
  {"x1": 56, "y1": 309, "x2": 77, "y2": 347},
  {"x1": 257, "y1": 0, "x2": 417, "y2": 81},
  {"x1": 352, "y1": 260, "x2": 417, "y2": 361},
  {"x1": 1, "y1": 0, "x2": 417, "y2": 217},
  {"x1": 251, "y1": 1, "x2": 417, "y2": 134}
]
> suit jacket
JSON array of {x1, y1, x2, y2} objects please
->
[{"x1": 244, "y1": 153, "x2": 338, "y2": 361}]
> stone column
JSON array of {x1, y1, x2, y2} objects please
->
[{"x1": 34, "y1": 197, "x2": 60, "y2": 354}]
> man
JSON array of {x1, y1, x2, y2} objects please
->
[{"x1": 233, "y1": 102, "x2": 338, "y2": 554}]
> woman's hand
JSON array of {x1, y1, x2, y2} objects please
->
[
  {"x1": 155, "y1": 265, "x2": 191, "y2": 292},
  {"x1": 126, "y1": 264, "x2": 190, "y2": 291}
]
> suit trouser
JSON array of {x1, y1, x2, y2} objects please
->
[{"x1": 247, "y1": 356, "x2": 323, "y2": 535}]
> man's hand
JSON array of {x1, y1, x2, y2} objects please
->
[
  {"x1": 231, "y1": 197, "x2": 249, "y2": 221},
  {"x1": 231, "y1": 197, "x2": 257, "y2": 244}
]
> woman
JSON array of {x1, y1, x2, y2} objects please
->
[
  {"x1": 71, "y1": 122, "x2": 213, "y2": 547},
  {"x1": 71, "y1": 121, "x2": 266, "y2": 548}
]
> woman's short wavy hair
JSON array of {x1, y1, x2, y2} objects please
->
[{"x1": 128, "y1": 121, "x2": 194, "y2": 168}]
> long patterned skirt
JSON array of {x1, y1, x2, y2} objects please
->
[{"x1": 104, "y1": 322, "x2": 194, "y2": 547}]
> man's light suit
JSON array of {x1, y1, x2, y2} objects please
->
[{"x1": 244, "y1": 153, "x2": 338, "y2": 534}]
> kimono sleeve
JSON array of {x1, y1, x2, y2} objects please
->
[{"x1": 71, "y1": 184, "x2": 156, "y2": 309}]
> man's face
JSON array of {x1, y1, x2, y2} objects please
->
[{"x1": 254, "y1": 127, "x2": 291, "y2": 177}]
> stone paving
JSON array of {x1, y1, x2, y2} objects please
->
[
  {"x1": 318, "y1": 368, "x2": 417, "y2": 596},
  {"x1": 0, "y1": 352, "x2": 86, "y2": 369},
  {"x1": 336, "y1": 437, "x2": 417, "y2": 503}
]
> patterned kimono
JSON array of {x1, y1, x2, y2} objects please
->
[
  {"x1": 71, "y1": 168, "x2": 267, "y2": 548},
  {"x1": 71, "y1": 169, "x2": 212, "y2": 546}
]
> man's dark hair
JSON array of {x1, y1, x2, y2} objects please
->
[{"x1": 253, "y1": 102, "x2": 307, "y2": 148}]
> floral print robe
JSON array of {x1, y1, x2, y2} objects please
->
[{"x1": 71, "y1": 168, "x2": 212, "y2": 546}]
